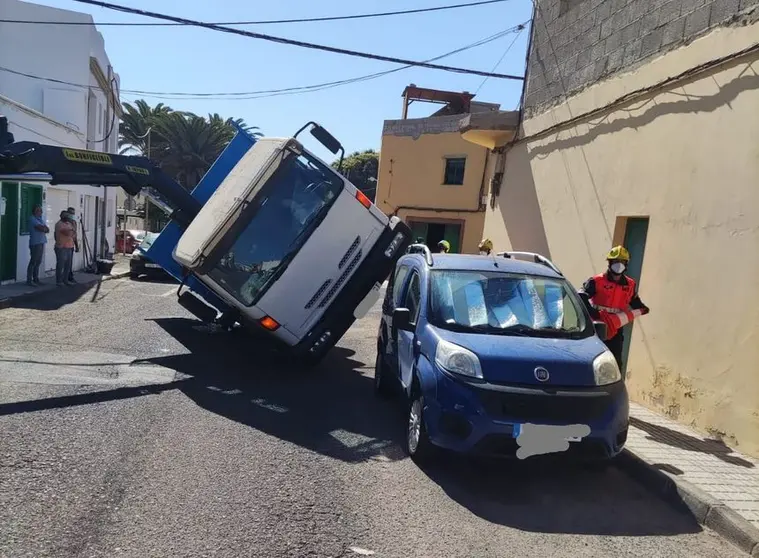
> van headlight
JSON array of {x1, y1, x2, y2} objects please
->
[
  {"x1": 593, "y1": 351, "x2": 621, "y2": 385},
  {"x1": 435, "y1": 339, "x2": 483, "y2": 379}
]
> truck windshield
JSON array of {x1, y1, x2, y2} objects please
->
[{"x1": 207, "y1": 150, "x2": 344, "y2": 306}]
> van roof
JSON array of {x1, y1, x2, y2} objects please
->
[{"x1": 404, "y1": 253, "x2": 563, "y2": 279}]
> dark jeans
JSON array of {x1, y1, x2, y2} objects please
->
[
  {"x1": 68, "y1": 247, "x2": 76, "y2": 282},
  {"x1": 604, "y1": 330, "x2": 625, "y2": 377},
  {"x1": 27, "y1": 243, "x2": 45, "y2": 283},
  {"x1": 55, "y1": 247, "x2": 73, "y2": 285}
]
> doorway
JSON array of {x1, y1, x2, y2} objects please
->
[
  {"x1": 620, "y1": 217, "x2": 650, "y2": 373},
  {"x1": 1, "y1": 182, "x2": 19, "y2": 282},
  {"x1": 408, "y1": 220, "x2": 462, "y2": 253}
]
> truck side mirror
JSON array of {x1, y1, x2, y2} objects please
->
[
  {"x1": 392, "y1": 308, "x2": 412, "y2": 332},
  {"x1": 310, "y1": 124, "x2": 341, "y2": 155},
  {"x1": 593, "y1": 321, "x2": 608, "y2": 340}
]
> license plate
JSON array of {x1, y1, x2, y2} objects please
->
[
  {"x1": 511, "y1": 423, "x2": 583, "y2": 442},
  {"x1": 145, "y1": 263, "x2": 161, "y2": 269},
  {"x1": 353, "y1": 283, "x2": 381, "y2": 319}
]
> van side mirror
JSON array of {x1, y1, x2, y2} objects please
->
[
  {"x1": 392, "y1": 308, "x2": 413, "y2": 332},
  {"x1": 593, "y1": 321, "x2": 608, "y2": 340}
]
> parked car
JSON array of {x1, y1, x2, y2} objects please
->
[
  {"x1": 375, "y1": 246, "x2": 628, "y2": 465},
  {"x1": 129, "y1": 232, "x2": 169, "y2": 279},
  {"x1": 116, "y1": 229, "x2": 145, "y2": 254}
]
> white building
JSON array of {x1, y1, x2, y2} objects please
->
[{"x1": 0, "y1": 0, "x2": 120, "y2": 283}]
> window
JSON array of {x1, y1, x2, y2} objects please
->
[
  {"x1": 19, "y1": 183, "x2": 42, "y2": 235},
  {"x1": 404, "y1": 272, "x2": 422, "y2": 325},
  {"x1": 443, "y1": 157, "x2": 466, "y2": 185},
  {"x1": 206, "y1": 150, "x2": 344, "y2": 306},
  {"x1": 391, "y1": 265, "x2": 410, "y2": 309}
]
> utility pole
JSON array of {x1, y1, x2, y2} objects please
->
[{"x1": 100, "y1": 64, "x2": 113, "y2": 259}]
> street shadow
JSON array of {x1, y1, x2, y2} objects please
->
[
  {"x1": 0, "y1": 317, "x2": 406, "y2": 464},
  {"x1": 8, "y1": 277, "x2": 100, "y2": 311},
  {"x1": 630, "y1": 416, "x2": 755, "y2": 468},
  {"x1": 420, "y1": 455, "x2": 704, "y2": 536}
]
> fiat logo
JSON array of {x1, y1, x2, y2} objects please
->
[{"x1": 534, "y1": 367, "x2": 550, "y2": 382}]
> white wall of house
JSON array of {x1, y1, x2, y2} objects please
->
[{"x1": 0, "y1": 0, "x2": 120, "y2": 283}]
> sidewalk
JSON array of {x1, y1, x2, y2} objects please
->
[
  {"x1": 620, "y1": 402, "x2": 759, "y2": 555},
  {"x1": 0, "y1": 254, "x2": 131, "y2": 310}
]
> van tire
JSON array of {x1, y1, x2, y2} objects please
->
[{"x1": 405, "y1": 384, "x2": 435, "y2": 464}]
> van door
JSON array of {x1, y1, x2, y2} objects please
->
[
  {"x1": 383, "y1": 263, "x2": 411, "y2": 371},
  {"x1": 397, "y1": 270, "x2": 422, "y2": 392}
]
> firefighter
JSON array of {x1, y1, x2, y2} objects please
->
[
  {"x1": 437, "y1": 240, "x2": 450, "y2": 254},
  {"x1": 478, "y1": 238, "x2": 493, "y2": 255},
  {"x1": 581, "y1": 246, "x2": 650, "y2": 371}
]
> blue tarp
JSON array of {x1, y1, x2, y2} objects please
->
[{"x1": 144, "y1": 126, "x2": 258, "y2": 314}]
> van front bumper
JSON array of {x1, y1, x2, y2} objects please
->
[{"x1": 424, "y1": 368, "x2": 630, "y2": 460}]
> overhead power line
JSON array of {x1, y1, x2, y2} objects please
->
[
  {"x1": 475, "y1": 26, "x2": 525, "y2": 94},
  {"x1": 68, "y1": 0, "x2": 526, "y2": 81},
  {"x1": 0, "y1": 24, "x2": 527, "y2": 100},
  {"x1": 0, "y1": 0, "x2": 511, "y2": 26}
]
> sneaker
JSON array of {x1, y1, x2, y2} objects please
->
[{"x1": 26, "y1": 281, "x2": 37, "y2": 287}]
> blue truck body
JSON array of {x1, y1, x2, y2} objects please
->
[{"x1": 143, "y1": 125, "x2": 259, "y2": 315}]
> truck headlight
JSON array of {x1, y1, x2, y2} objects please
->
[
  {"x1": 435, "y1": 339, "x2": 483, "y2": 379},
  {"x1": 384, "y1": 232, "x2": 405, "y2": 258},
  {"x1": 593, "y1": 351, "x2": 621, "y2": 385}
]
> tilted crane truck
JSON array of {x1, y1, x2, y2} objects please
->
[{"x1": 0, "y1": 117, "x2": 411, "y2": 363}]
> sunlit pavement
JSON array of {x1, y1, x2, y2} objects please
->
[{"x1": 0, "y1": 277, "x2": 744, "y2": 558}]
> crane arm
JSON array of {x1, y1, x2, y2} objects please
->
[{"x1": 0, "y1": 116, "x2": 200, "y2": 227}]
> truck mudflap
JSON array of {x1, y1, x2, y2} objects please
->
[{"x1": 292, "y1": 217, "x2": 412, "y2": 361}]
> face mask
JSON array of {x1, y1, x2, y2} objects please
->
[
  {"x1": 479, "y1": 251, "x2": 488, "y2": 256},
  {"x1": 610, "y1": 262, "x2": 626, "y2": 274}
]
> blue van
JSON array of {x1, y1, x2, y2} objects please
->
[{"x1": 375, "y1": 246, "x2": 629, "y2": 464}]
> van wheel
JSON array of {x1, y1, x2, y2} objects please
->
[
  {"x1": 405, "y1": 388, "x2": 435, "y2": 464},
  {"x1": 374, "y1": 352, "x2": 393, "y2": 398}
]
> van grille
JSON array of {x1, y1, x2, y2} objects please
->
[
  {"x1": 338, "y1": 236, "x2": 361, "y2": 269},
  {"x1": 305, "y1": 279, "x2": 332, "y2": 310},
  {"x1": 318, "y1": 250, "x2": 362, "y2": 308}
]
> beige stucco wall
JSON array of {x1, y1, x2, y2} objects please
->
[
  {"x1": 376, "y1": 129, "x2": 493, "y2": 253},
  {"x1": 483, "y1": 21, "x2": 759, "y2": 457}
]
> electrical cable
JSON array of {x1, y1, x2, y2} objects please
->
[
  {"x1": 67, "y1": 0, "x2": 525, "y2": 80},
  {"x1": 5, "y1": 120, "x2": 67, "y2": 144},
  {"x1": 0, "y1": 23, "x2": 528, "y2": 100},
  {"x1": 474, "y1": 25, "x2": 525, "y2": 94},
  {"x1": 0, "y1": 0, "x2": 511, "y2": 26},
  {"x1": 89, "y1": 76, "x2": 120, "y2": 144}
]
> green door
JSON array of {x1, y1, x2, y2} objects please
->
[
  {"x1": 0, "y1": 182, "x2": 19, "y2": 282},
  {"x1": 409, "y1": 221, "x2": 428, "y2": 244},
  {"x1": 621, "y1": 217, "x2": 650, "y2": 374},
  {"x1": 443, "y1": 224, "x2": 461, "y2": 253}
]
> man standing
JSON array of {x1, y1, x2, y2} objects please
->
[
  {"x1": 581, "y1": 246, "x2": 650, "y2": 371},
  {"x1": 66, "y1": 207, "x2": 79, "y2": 283},
  {"x1": 26, "y1": 205, "x2": 49, "y2": 286},
  {"x1": 54, "y1": 210, "x2": 75, "y2": 286}
]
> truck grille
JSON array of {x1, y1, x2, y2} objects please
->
[
  {"x1": 318, "y1": 250, "x2": 362, "y2": 308},
  {"x1": 338, "y1": 236, "x2": 361, "y2": 269},
  {"x1": 305, "y1": 279, "x2": 332, "y2": 310}
]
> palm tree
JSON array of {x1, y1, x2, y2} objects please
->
[
  {"x1": 118, "y1": 100, "x2": 172, "y2": 155},
  {"x1": 118, "y1": 100, "x2": 261, "y2": 189}
]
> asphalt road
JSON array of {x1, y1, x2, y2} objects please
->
[{"x1": 0, "y1": 277, "x2": 744, "y2": 558}]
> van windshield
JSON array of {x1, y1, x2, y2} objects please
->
[
  {"x1": 207, "y1": 151, "x2": 344, "y2": 306},
  {"x1": 429, "y1": 270, "x2": 590, "y2": 338}
]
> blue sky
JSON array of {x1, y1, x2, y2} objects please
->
[{"x1": 31, "y1": 0, "x2": 533, "y2": 160}]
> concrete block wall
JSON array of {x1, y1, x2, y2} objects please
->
[{"x1": 524, "y1": 0, "x2": 759, "y2": 115}]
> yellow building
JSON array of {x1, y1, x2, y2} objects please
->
[
  {"x1": 480, "y1": 1, "x2": 759, "y2": 456},
  {"x1": 375, "y1": 85, "x2": 517, "y2": 253}
]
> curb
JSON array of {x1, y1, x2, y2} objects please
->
[
  {"x1": 0, "y1": 270, "x2": 131, "y2": 310},
  {"x1": 616, "y1": 449, "x2": 759, "y2": 556}
]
